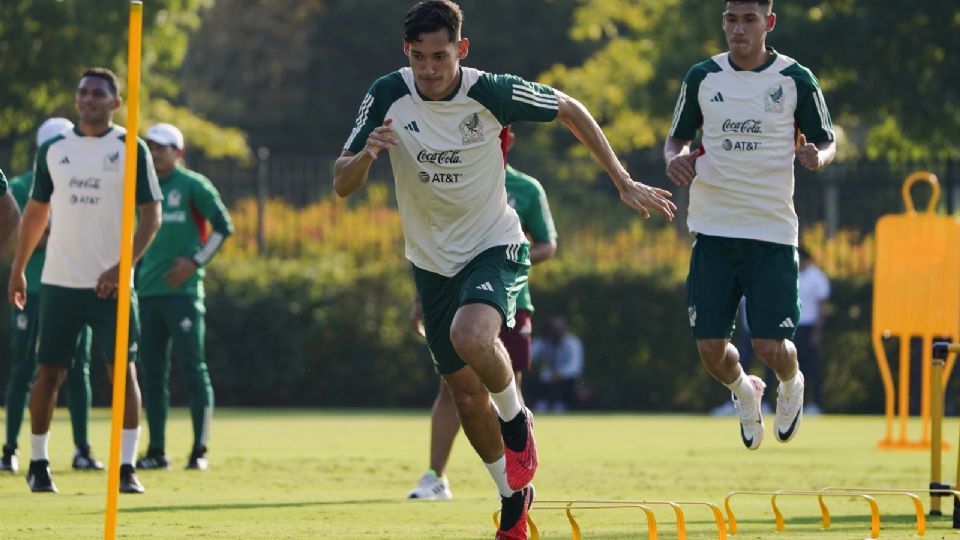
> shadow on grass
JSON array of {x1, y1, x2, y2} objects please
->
[{"x1": 119, "y1": 499, "x2": 398, "y2": 513}]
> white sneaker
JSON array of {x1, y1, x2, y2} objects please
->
[
  {"x1": 732, "y1": 375, "x2": 766, "y2": 450},
  {"x1": 775, "y1": 371, "x2": 805, "y2": 442},
  {"x1": 406, "y1": 470, "x2": 452, "y2": 500}
]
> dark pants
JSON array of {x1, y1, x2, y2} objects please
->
[{"x1": 794, "y1": 325, "x2": 822, "y2": 405}]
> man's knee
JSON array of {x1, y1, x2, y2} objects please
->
[
  {"x1": 449, "y1": 307, "x2": 500, "y2": 359},
  {"x1": 751, "y1": 338, "x2": 784, "y2": 361},
  {"x1": 697, "y1": 339, "x2": 730, "y2": 368}
]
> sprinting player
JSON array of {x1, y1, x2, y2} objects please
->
[
  {"x1": 334, "y1": 2, "x2": 674, "y2": 537},
  {"x1": 664, "y1": 0, "x2": 836, "y2": 450},
  {"x1": 8, "y1": 67, "x2": 163, "y2": 493},
  {"x1": 136, "y1": 122, "x2": 233, "y2": 471},
  {"x1": 407, "y1": 126, "x2": 557, "y2": 501},
  {"x1": 2, "y1": 117, "x2": 101, "y2": 474}
]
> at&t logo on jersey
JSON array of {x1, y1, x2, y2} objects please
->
[
  {"x1": 418, "y1": 170, "x2": 462, "y2": 184},
  {"x1": 722, "y1": 139, "x2": 762, "y2": 151}
]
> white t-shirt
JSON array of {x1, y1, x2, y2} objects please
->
[
  {"x1": 798, "y1": 264, "x2": 830, "y2": 325},
  {"x1": 669, "y1": 49, "x2": 835, "y2": 246},
  {"x1": 345, "y1": 67, "x2": 558, "y2": 276},
  {"x1": 33, "y1": 125, "x2": 162, "y2": 289}
]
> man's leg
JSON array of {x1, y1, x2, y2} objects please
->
[
  {"x1": 3, "y1": 303, "x2": 40, "y2": 472},
  {"x1": 138, "y1": 297, "x2": 171, "y2": 467},
  {"x1": 66, "y1": 327, "x2": 102, "y2": 470},
  {"x1": 407, "y1": 381, "x2": 459, "y2": 500},
  {"x1": 168, "y1": 297, "x2": 214, "y2": 470}
]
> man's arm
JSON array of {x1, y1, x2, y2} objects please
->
[
  {"x1": 333, "y1": 118, "x2": 397, "y2": 198},
  {"x1": 554, "y1": 90, "x2": 675, "y2": 220},
  {"x1": 664, "y1": 137, "x2": 699, "y2": 186},
  {"x1": 796, "y1": 134, "x2": 837, "y2": 172},
  {"x1": 95, "y1": 200, "x2": 162, "y2": 298},
  {"x1": 0, "y1": 192, "x2": 21, "y2": 249},
  {"x1": 8, "y1": 200, "x2": 50, "y2": 308},
  {"x1": 530, "y1": 240, "x2": 556, "y2": 265}
]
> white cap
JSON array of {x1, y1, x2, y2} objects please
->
[
  {"x1": 36, "y1": 117, "x2": 74, "y2": 146},
  {"x1": 146, "y1": 123, "x2": 184, "y2": 149}
]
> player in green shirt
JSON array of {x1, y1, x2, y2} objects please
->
[
  {"x1": 407, "y1": 127, "x2": 557, "y2": 500},
  {"x1": 135, "y1": 123, "x2": 233, "y2": 471},
  {"x1": 2, "y1": 118, "x2": 101, "y2": 474}
]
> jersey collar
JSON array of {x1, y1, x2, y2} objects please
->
[
  {"x1": 415, "y1": 67, "x2": 463, "y2": 102},
  {"x1": 727, "y1": 47, "x2": 778, "y2": 73},
  {"x1": 73, "y1": 123, "x2": 116, "y2": 138}
]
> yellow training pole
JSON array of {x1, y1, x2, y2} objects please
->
[{"x1": 104, "y1": 2, "x2": 143, "y2": 539}]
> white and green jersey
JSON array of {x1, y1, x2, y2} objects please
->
[
  {"x1": 344, "y1": 67, "x2": 558, "y2": 276},
  {"x1": 669, "y1": 49, "x2": 835, "y2": 246},
  {"x1": 32, "y1": 124, "x2": 162, "y2": 289}
]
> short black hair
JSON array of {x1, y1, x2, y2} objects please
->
[
  {"x1": 80, "y1": 67, "x2": 120, "y2": 97},
  {"x1": 726, "y1": 0, "x2": 773, "y2": 11},
  {"x1": 404, "y1": 0, "x2": 463, "y2": 43}
]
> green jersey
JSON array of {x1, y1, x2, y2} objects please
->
[
  {"x1": 505, "y1": 165, "x2": 556, "y2": 312},
  {"x1": 137, "y1": 166, "x2": 233, "y2": 298},
  {"x1": 9, "y1": 171, "x2": 45, "y2": 293}
]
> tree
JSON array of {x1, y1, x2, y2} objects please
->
[{"x1": 0, "y1": 0, "x2": 248, "y2": 172}]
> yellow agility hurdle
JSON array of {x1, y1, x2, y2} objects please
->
[
  {"x1": 818, "y1": 488, "x2": 925, "y2": 536},
  {"x1": 724, "y1": 490, "x2": 880, "y2": 538},
  {"x1": 873, "y1": 172, "x2": 960, "y2": 449},
  {"x1": 494, "y1": 502, "x2": 659, "y2": 540}
]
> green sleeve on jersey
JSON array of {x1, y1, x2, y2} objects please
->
[
  {"x1": 134, "y1": 137, "x2": 162, "y2": 204},
  {"x1": 468, "y1": 74, "x2": 558, "y2": 125},
  {"x1": 193, "y1": 175, "x2": 234, "y2": 236},
  {"x1": 781, "y1": 63, "x2": 835, "y2": 144},
  {"x1": 510, "y1": 172, "x2": 556, "y2": 243},
  {"x1": 9, "y1": 173, "x2": 32, "y2": 209},
  {"x1": 668, "y1": 60, "x2": 721, "y2": 140},
  {"x1": 31, "y1": 139, "x2": 57, "y2": 202},
  {"x1": 344, "y1": 71, "x2": 411, "y2": 154}
]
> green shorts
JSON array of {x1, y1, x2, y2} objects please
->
[
  {"x1": 37, "y1": 284, "x2": 140, "y2": 367},
  {"x1": 413, "y1": 243, "x2": 530, "y2": 375},
  {"x1": 686, "y1": 234, "x2": 799, "y2": 340}
]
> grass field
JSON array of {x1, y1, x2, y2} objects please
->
[{"x1": 0, "y1": 408, "x2": 957, "y2": 539}]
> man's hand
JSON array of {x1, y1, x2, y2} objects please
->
[
  {"x1": 365, "y1": 118, "x2": 399, "y2": 159},
  {"x1": 164, "y1": 257, "x2": 199, "y2": 289},
  {"x1": 666, "y1": 152, "x2": 698, "y2": 186},
  {"x1": 796, "y1": 133, "x2": 823, "y2": 171},
  {"x1": 409, "y1": 297, "x2": 426, "y2": 338},
  {"x1": 617, "y1": 179, "x2": 676, "y2": 220},
  {"x1": 96, "y1": 264, "x2": 120, "y2": 299},
  {"x1": 8, "y1": 272, "x2": 26, "y2": 310}
]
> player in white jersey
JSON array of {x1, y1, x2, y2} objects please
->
[
  {"x1": 334, "y1": 2, "x2": 674, "y2": 537},
  {"x1": 664, "y1": 0, "x2": 836, "y2": 451},
  {"x1": 8, "y1": 67, "x2": 163, "y2": 493}
]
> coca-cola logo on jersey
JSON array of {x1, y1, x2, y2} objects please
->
[
  {"x1": 722, "y1": 119, "x2": 763, "y2": 134},
  {"x1": 417, "y1": 150, "x2": 462, "y2": 164}
]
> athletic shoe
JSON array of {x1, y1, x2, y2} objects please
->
[
  {"x1": 406, "y1": 470, "x2": 452, "y2": 500},
  {"x1": 496, "y1": 485, "x2": 535, "y2": 540},
  {"x1": 1, "y1": 445, "x2": 18, "y2": 473},
  {"x1": 186, "y1": 446, "x2": 209, "y2": 471},
  {"x1": 72, "y1": 448, "x2": 105, "y2": 471},
  {"x1": 119, "y1": 464, "x2": 145, "y2": 494},
  {"x1": 136, "y1": 449, "x2": 170, "y2": 470},
  {"x1": 500, "y1": 408, "x2": 537, "y2": 491},
  {"x1": 775, "y1": 371, "x2": 805, "y2": 443},
  {"x1": 26, "y1": 460, "x2": 57, "y2": 493},
  {"x1": 732, "y1": 375, "x2": 766, "y2": 450}
]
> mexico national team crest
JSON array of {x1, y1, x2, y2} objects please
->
[
  {"x1": 168, "y1": 189, "x2": 182, "y2": 207},
  {"x1": 764, "y1": 84, "x2": 785, "y2": 113},
  {"x1": 458, "y1": 113, "x2": 484, "y2": 144},
  {"x1": 103, "y1": 151, "x2": 120, "y2": 172}
]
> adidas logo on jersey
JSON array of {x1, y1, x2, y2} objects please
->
[
  {"x1": 779, "y1": 317, "x2": 795, "y2": 328},
  {"x1": 59, "y1": 156, "x2": 70, "y2": 165},
  {"x1": 404, "y1": 121, "x2": 420, "y2": 133},
  {"x1": 709, "y1": 92, "x2": 724, "y2": 103},
  {"x1": 475, "y1": 282, "x2": 494, "y2": 292}
]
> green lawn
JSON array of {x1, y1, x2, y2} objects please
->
[{"x1": 0, "y1": 409, "x2": 956, "y2": 539}]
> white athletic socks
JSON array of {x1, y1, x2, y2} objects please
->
[
  {"x1": 725, "y1": 370, "x2": 757, "y2": 405},
  {"x1": 31, "y1": 432, "x2": 50, "y2": 461},
  {"x1": 778, "y1": 371, "x2": 802, "y2": 399},
  {"x1": 121, "y1": 427, "x2": 141, "y2": 466},
  {"x1": 490, "y1": 377, "x2": 522, "y2": 422},
  {"x1": 484, "y1": 455, "x2": 514, "y2": 498}
]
